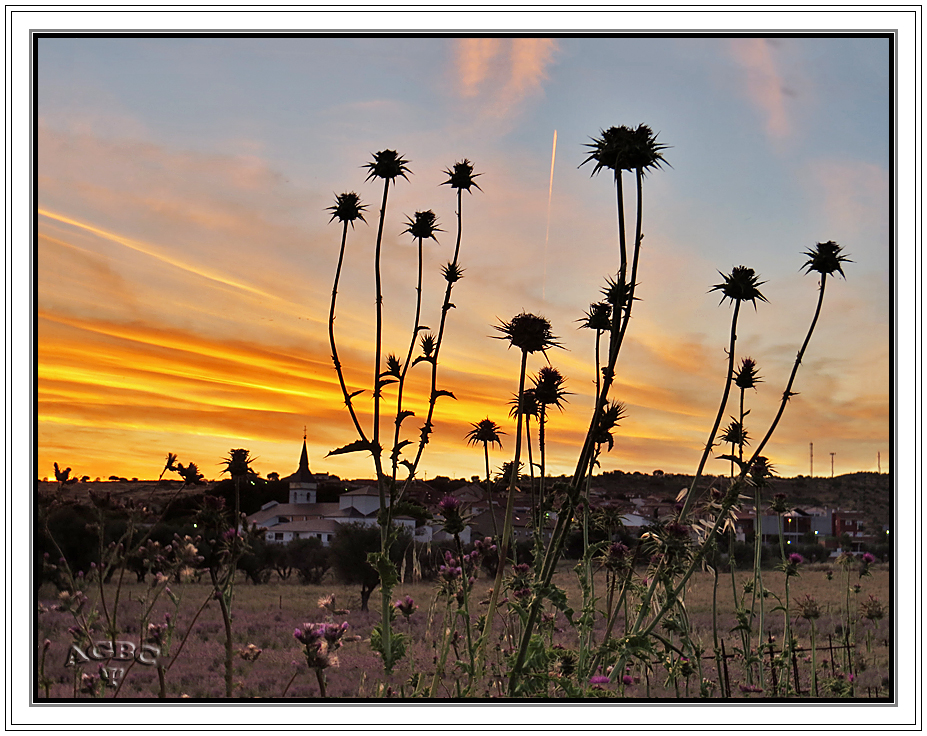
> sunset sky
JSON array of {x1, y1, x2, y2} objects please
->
[{"x1": 35, "y1": 33, "x2": 893, "y2": 484}]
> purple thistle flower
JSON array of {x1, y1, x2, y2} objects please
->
[
  {"x1": 788, "y1": 553, "x2": 804, "y2": 565},
  {"x1": 862, "y1": 552, "x2": 875, "y2": 564},
  {"x1": 438, "y1": 495, "x2": 461, "y2": 514},
  {"x1": 589, "y1": 675, "x2": 610, "y2": 685},
  {"x1": 394, "y1": 595, "x2": 417, "y2": 618},
  {"x1": 439, "y1": 565, "x2": 461, "y2": 582},
  {"x1": 622, "y1": 674, "x2": 634, "y2": 686}
]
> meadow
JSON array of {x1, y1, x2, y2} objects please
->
[{"x1": 36, "y1": 561, "x2": 889, "y2": 700}]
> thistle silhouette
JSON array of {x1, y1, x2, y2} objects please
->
[{"x1": 465, "y1": 418, "x2": 505, "y2": 537}]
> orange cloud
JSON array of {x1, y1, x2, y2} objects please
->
[
  {"x1": 453, "y1": 38, "x2": 558, "y2": 122},
  {"x1": 39, "y1": 208, "x2": 283, "y2": 304},
  {"x1": 729, "y1": 38, "x2": 790, "y2": 139},
  {"x1": 457, "y1": 38, "x2": 504, "y2": 97}
]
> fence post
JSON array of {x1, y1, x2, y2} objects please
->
[
  {"x1": 720, "y1": 638, "x2": 731, "y2": 698},
  {"x1": 766, "y1": 634, "x2": 777, "y2": 695},
  {"x1": 791, "y1": 650, "x2": 802, "y2": 696}
]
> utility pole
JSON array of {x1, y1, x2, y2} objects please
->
[
  {"x1": 829, "y1": 452, "x2": 835, "y2": 478},
  {"x1": 878, "y1": 452, "x2": 881, "y2": 473},
  {"x1": 810, "y1": 442, "x2": 813, "y2": 477}
]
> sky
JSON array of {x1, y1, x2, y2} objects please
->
[{"x1": 35, "y1": 33, "x2": 893, "y2": 484}]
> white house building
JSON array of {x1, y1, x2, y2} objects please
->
[{"x1": 246, "y1": 439, "x2": 418, "y2": 545}]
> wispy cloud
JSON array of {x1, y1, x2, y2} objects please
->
[
  {"x1": 453, "y1": 38, "x2": 558, "y2": 122},
  {"x1": 729, "y1": 38, "x2": 790, "y2": 139}
]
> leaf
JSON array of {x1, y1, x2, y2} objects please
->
[
  {"x1": 394, "y1": 410, "x2": 415, "y2": 428},
  {"x1": 367, "y1": 551, "x2": 400, "y2": 590},
  {"x1": 348, "y1": 389, "x2": 365, "y2": 400},
  {"x1": 539, "y1": 582, "x2": 575, "y2": 624},
  {"x1": 431, "y1": 389, "x2": 456, "y2": 402},
  {"x1": 390, "y1": 440, "x2": 412, "y2": 461},
  {"x1": 717, "y1": 454, "x2": 749, "y2": 472},
  {"x1": 411, "y1": 355, "x2": 434, "y2": 368},
  {"x1": 327, "y1": 440, "x2": 374, "y2": 457}
]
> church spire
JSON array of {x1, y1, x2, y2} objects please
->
[{"x1": 299, "y1": 435, "x2": 311, "y2": 475}]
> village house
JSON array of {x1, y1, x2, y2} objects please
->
[{"x1": 247, "y1": 437, "x2": 465, "y2": 545}]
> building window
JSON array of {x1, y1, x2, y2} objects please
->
[{"x1": 274, "y1": 532, "x2": 284, "y2": 541}]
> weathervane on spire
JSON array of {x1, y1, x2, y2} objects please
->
[{"x1": 303, "y1": 425, "x2": 307, "y2": 441}]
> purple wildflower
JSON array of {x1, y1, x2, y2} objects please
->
[
  {"x1": 589, "y1": 675, "x2": 610, "y2": 685},
  {"x1": 862, "y1": 552, "x2": 875, "y2": 564},
  {"x1": 394, "y1": 595, "x2": 417, "y2": 618},
  {"x1": 788, "y1": 553, "x2": 804, "y2": 565},
  {"x1": 438, "y1": 495, "x2": 461, "y2": 513}
]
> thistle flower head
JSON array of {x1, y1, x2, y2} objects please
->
[
  {"x1": 394, "y1": 595, "x2": 418, "y2": 618},
  {"x1": 580, "y1": 124, "x2": 669, "y2": 176},
  {"x1": 710, "y1": 266, "x2": 768, "y2": 308},
  {"x1": 437, "y1": 495, "x2": 461, "y2": 514},
  {"x1": 719, "y1": 419, "x2": 749, "y2": 448},
  {"x1": 221, "y1": 448, "x2": 255, "y2": 479},
  {"x1": 770, "y1": 492, "x2": 790, "y2": 514},
  {"x1": 531, "y1": 366, "x2": 571, "y2": 411},
  {"x1": 509, "y1": 388, "x2": 540, "y2": 420},
  {"x1": 860, "y1": 594, "x2": 885, "y2": 621},
  {"x1": 592, "y1": 400, "x2": 628, "y2": 451},
  {"x1": 601, "y1": 274, "x2": 633, "y2": 311},
  {"x1": 796, "y1": 595, "x2": 822, "y2": 620},
  {"x1": 733, "y1": 357, "x2": 762, "y2": 390},
  {"x1": 327, "y1": 192, "x2": 367, "y2": 227},
  {"x1": 465, "y1": 418, "x2": 504, "y2": 449},
  {"x1": 802, "y1": 240, "x2": 851, "y2": 279},
  {"x1": 442, "y1": 261, "x2": 464, "y2": 283},
  {"x1": 493, "y1": 312, "x2": 562, "y2": 355},
  {"x1": 364, "y1": 149, "x2": 411, "y2": 184},
  {"x1": 578, "y1": 302, "x2": 612, "y2": 332},
  {"x1": 238, "y1": 643, "x2": 263, "y2": 662},
  {"x1": 437, "y1": 495, "x2": 465, "y2": 535},
  {"x1": 603, "y1": 541, "x2": 630, "y2": 571},
  {"x1": 403, "y1": 210, "x2": 442, "y2": 241},
  {"x1": 788, "y1": 552, "x2": 804, "y2": 566},
  {"x1": 749, "y1": 455, "x2": 775, "y2": 484},
  {"x1": 442, "y1": 159, "x2": 482, "y2": 192},
  {"x1": 419, "y1": 332, "x2": 437, "y2": 358}
]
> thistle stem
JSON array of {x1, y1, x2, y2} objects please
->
[
  {"x1": 476, "y1": 349, "x2": 528, "y2": 682},
  {"x1": 391, "y1": 234, "x2": 425, "y2": 482},
  {"x1": 680, "y1": 299, "x2": 741, "y2": 519},
  {"x1": 329, "y1": 219, "x2": 370, "y2": 442}
]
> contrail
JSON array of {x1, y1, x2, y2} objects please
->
[{"x1": 543, "y1": 129, "x2": 557, "y2": 302}]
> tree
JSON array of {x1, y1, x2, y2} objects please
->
[
  {"x1": 329, "y1": 523, "x2": 409, "y2": 612},
  {"x1": 288, "y1": 537, "x2": 331, "y2": 585}
]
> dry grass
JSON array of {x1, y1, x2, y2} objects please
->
[{"x1": 35, "y1": 560, "x2": 889, "y2": 700}]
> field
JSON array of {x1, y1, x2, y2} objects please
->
[{"x1": 36, "y1": 561, "x2": 890, "y2": 700}]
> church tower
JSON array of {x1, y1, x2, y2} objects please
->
[{"x1": 285, "y1": 430, "x2": 317, "y2": 504}]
